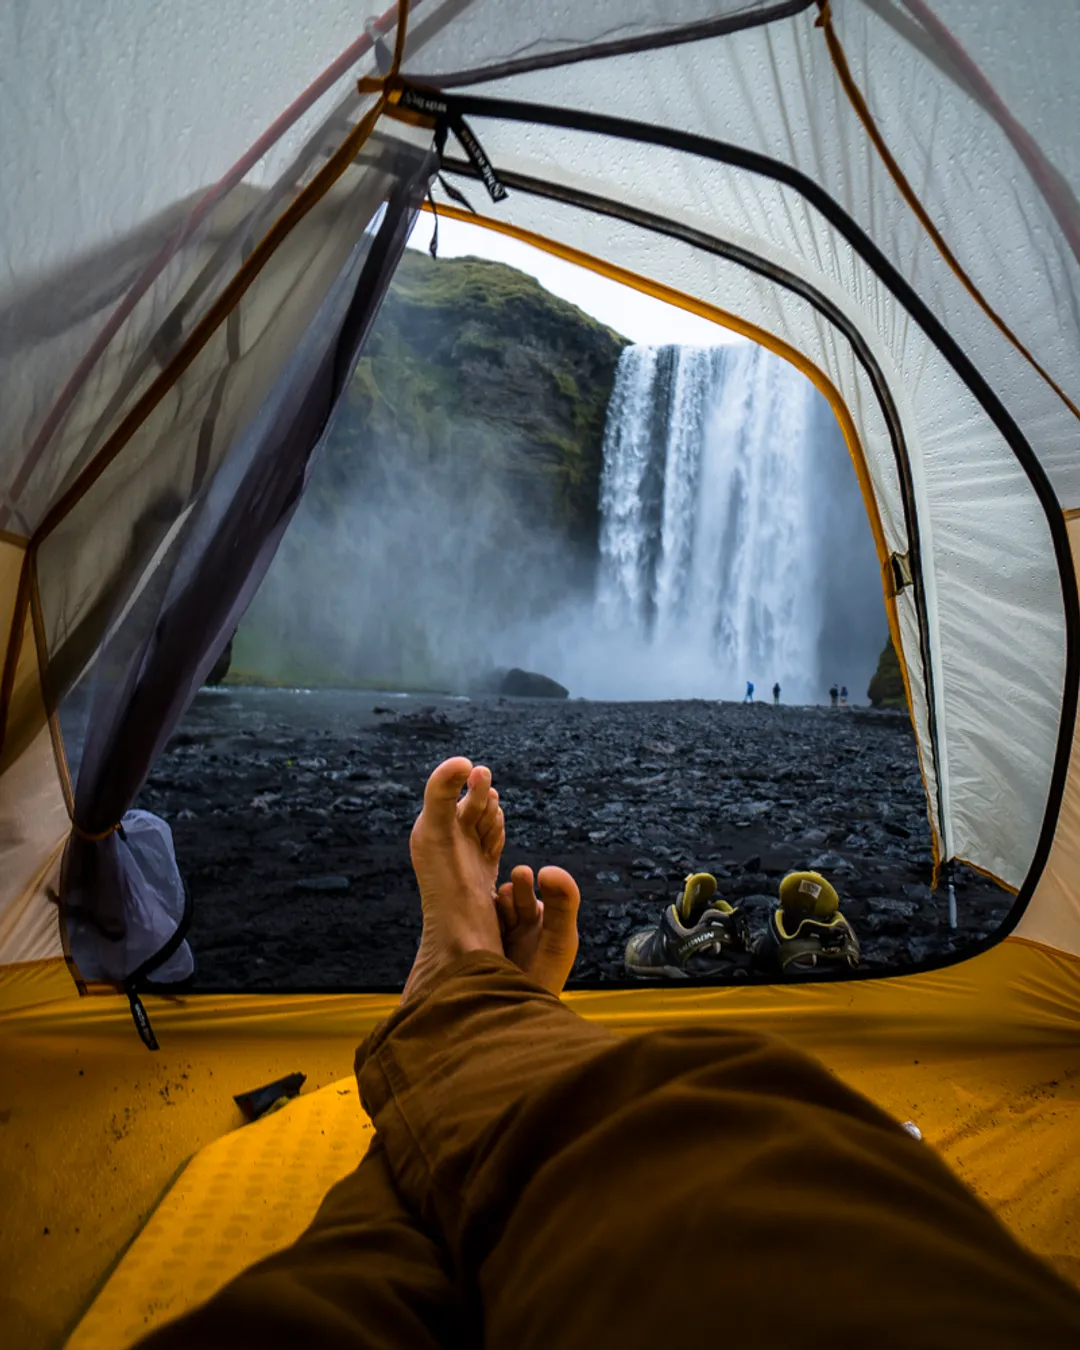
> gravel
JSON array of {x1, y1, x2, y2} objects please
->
[{"x1": 136, "y1": 690, "x2": 1014, "y2": 990}]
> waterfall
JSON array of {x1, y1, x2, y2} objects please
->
[{"x1": 592, "y1": 343, "x2": 822, "y2": 702}]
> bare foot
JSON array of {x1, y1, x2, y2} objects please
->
[
  {"x1": 403, "y1": 756, "x2": 506, "y2": 1004},
  {"x1": 496, "y1": 864, "x2": 580, "y2": 995}
]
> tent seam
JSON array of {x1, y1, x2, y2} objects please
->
[
  {"x1": 815, "y1": 0, "x2": 1080, "y2": 423},
  {"x1": 404, "y1": 0, "x2": 816, "y2": 91}
]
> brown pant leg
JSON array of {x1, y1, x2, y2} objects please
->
[
  {"x1": 358, "y1": 952, "x2": 1080, "y2": 1350},
  {"x1": 136, "y1": 1138, "x2": 465, "y2": 1350}
]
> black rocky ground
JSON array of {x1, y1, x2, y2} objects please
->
[{"x1": 136, "y1": 690, "x2": 1015, "y2": 991}]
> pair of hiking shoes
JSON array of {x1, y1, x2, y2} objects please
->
[{"x1": 624, "y1": 870, "x2": 860, "y2": 980}]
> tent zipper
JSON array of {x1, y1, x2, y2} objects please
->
[
  {"x1": 125, "y1": 985, "x2": 160, "y2": 1051},
  {"x1": 120, "y1": 875, "x2": 194, "y2": 1050}
]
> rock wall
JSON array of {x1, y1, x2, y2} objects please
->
[
  {"x1": 234, "y1": 251, "x2": 628, "y2": 690},
  {"x1": 868, "y1": 635, "x2": 907, "y2": 709}
]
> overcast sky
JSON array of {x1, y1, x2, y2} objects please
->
[{"x1": 406, "y1": 214, "x2": 744, "y2": 348}]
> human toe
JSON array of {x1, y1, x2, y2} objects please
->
[
  {"x1": 458, "y1": 765, "x2": 493, "y2": 829},
  {"x1": 476, "y1": 786, "x2": 500, "y2": 839},
  {"x1": 496, "y1": 881, "x2": 517, "y2": 934},
  {"x1": 420, "y1": 757, "x2": 474, "y2": 836},
  {"x1": 511, "y1": 865, "x2": 542, "y2": 928},
  {"x1": 536, "y1": 867, "x2": 580, "y2": 963},
  {"x1": 479, "y1": 794, "x2": 505, "y2": 861}
]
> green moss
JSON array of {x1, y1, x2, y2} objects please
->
[
  {"x1": 386, "y1": 252, "x2": 625, "y2": 343},
  {"x1": 340, "y1": 251, "x2": 628, "y2": 546},
  {"x1": 553, "y1": 367, "x2": 580, "y2": 400}
]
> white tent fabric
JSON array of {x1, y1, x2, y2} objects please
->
[
  {"x1": 0, "y1": 2, "x2": 381, "y2": 282},
  {"x1": 1, "y1": 0, "x2": 1079, "y2": 975}
]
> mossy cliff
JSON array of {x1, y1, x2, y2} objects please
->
[
  {"x1": 314, "y1": 250, "x2": 626, "y2": 549},
  {"x1": 232, "y1": 251, "x2": 628, "y2": 688}
]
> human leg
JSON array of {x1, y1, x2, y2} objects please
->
[
  {"x1": 359, "y1": 957, "x2": 1080, "y2": 1350},
  {"x1": 132, "y1": 754, "x2": 513, "y2": 1350}
]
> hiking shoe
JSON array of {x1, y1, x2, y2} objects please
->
[
  {"x1": 754, "y1": 870, "x2": 860, "y2": 976},
  {"x1": 625, "y1": 872, "x2": 753, "y2": 979},
  {"x1": 754, "y1": 908, "x2": 861, "y2": 975}
]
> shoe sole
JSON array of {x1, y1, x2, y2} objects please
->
[
  {"x1": 624, "y1": 960, "x2": 752, "y2": 980},
  {"x1": 624, "y1": 960, "x2": 690, "y2": 979}
]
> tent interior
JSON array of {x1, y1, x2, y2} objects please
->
[{"x1": 2, "y1": 2, "x2": 1080, "y2": 1346}]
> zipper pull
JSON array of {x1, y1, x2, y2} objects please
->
[{"x1": 127, "y1": 986, "x2": 160, "y2": 1051}]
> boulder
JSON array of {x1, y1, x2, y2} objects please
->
[
  {"x1": 499, "y1": 667, "x2": 570, "y2": 699},
  {"x1": 867, "y1": 635, "x2": 907, "y2": 709}
]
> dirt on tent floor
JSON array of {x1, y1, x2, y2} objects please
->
[{"x1": 134, "y1": 690, "x2": 1015, "y2": 991}]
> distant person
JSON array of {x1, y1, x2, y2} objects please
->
[
  {"x1": 840, "y1": 685, "x2": 849, "y2": 707},
  {"x1": 829, "y1": 684, "x2": 839, "y2": 708},
  {"x1": 745, "y1": 681, "x2": 754, "y2": 703},
  {"x1": 139, "y1": 755, "x2": 1080, "y2": 1350},
  {"x1": 772, "y1": 682, "x2": 781, "y2": 706}
]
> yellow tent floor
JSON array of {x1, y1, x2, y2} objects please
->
[
  {"x1": 66, "y1": 1076, "x2": 375, "y2": 1350},
  {"x1": 2, "y1": 936, "x2": 1079, "y2": 1350}
]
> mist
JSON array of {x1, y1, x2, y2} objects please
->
[{"x1": 236, "y1": 436, "x2": 595, "y2": 694}]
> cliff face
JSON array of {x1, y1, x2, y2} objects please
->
[
  {"x1": 233, "y1": 250, "x2": 628, "y2": 689},
  {"x1": 336, "y1": 250, "x2": 629, "y2": 549},
  {"x1": 867, "y1": 635, "x2": 907, "y2": 709}
]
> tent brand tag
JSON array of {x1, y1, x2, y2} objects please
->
[
  {"x1": 398, "y1": 87, "x2": 450, "y2": 118},
  {"x1": 127, "y1": 989, "x2": 160, "y2": 1052},
  {"x1": 799, "y1": 880, "x2": 823, "y2": 898},
  {"x1": 398, "y1": 86, "x2": 509, "y2": 204},
  {"x1": 452, "y1": 119, "x2": 509, "y2": 202}
]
